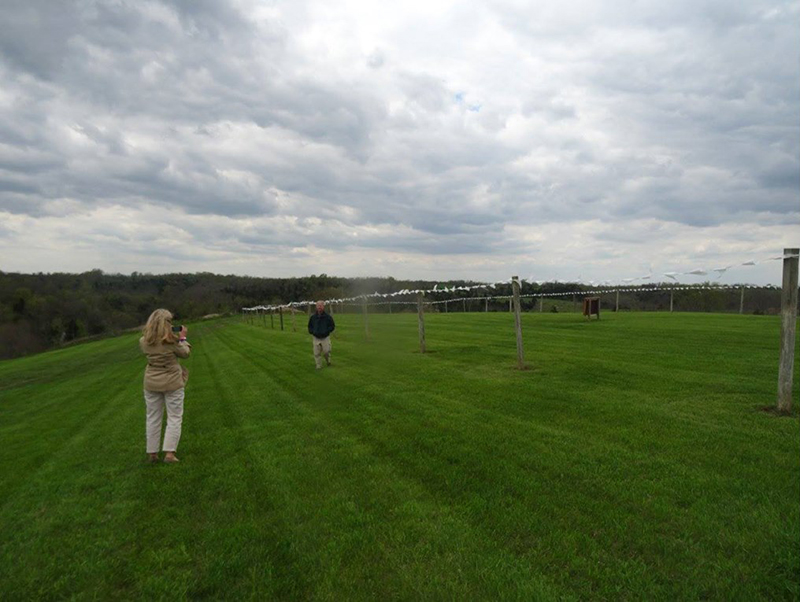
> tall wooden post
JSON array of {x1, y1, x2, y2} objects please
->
[
  {"x1": 388, "y1": 302, "x2": 392, "y2": 314},
  {"x1": 292, "y1": 308, "x2": 296, "y2": 332},
  {"x1": 670, "y1": 289, "x2": 674, "y2": 313},
  {"x1": 485, "y1": 297, "x2": 488, "y2": 312},
  {"x1": 270, "y1": 311, "x2": 274, "y2": 329},
  {"x1": 279, "y1": 307, "x2": 284, "y2": 331},
  {"x1": 329, "y1": 303, "x2": 334, "y2": 316},
  {"x1": 539, "y1": 296, "x2": 543, "y2": 312},
  {"x1": 445, "y1": 300, "x2": 448, "y2": 313},
  {"x1": 615, "y1": 289, "x2": 619, "y2": 312},
  {"x1": 777, "y1": 248, "x2": 799, "y2": 413},
  {"x1": 512, "y1": 276, "x2": 525, "y2": 370},
  {"x1": 573, "y1": 293, "x2": 577, "y2": 313},
  {"x1": 362, "y1": 297, "x2": 370, "y2": 340},
  {"x1": 739, "y1": 287, "x2": 745, "y2": 314},
  {"x1": 463, "y1": 299, "x2": 466, "y2": 312},
  {"x1": 261, "y1": 309, "x2": 267, "y2": 327},
  {"x1": 417, "y1": 292, "x2": 426, "y2": 354},
  {"x1": 307, "y1": 303, "x2": 311, "y2": 316}
]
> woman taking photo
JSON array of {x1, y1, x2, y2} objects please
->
[{"x1": 139, "y1": 309, "x2": 191, "y2": 463}]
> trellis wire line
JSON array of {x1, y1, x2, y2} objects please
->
[
  {"x1": 243, "y1": 283, "x2": 781, "y2": 312},
  {"x1": 242, "y1": 251, "x2": 798, "y2": 312}
]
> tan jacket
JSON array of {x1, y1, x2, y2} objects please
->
[{"x1": 139, "y1": 337, "x2": 191, "y2": 392}]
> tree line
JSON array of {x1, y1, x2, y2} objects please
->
[
  {"x1": 0, "y1": 269, "x2": 785, "y2": 359},
  {"x1": 0, "y1": 270, "x2": 465, "y2": 358}
]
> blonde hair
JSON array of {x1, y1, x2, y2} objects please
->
[{"x1": 142, "y1": 308, "x2": 177, "y2": 346}]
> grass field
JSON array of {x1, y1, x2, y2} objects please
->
[{"x1": 1, "y1": 311, "x2": 798, "y2": 600}]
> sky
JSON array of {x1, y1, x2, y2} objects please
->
[{"x1": 0, "y1": 0, "x2": 798, "y2": 286}]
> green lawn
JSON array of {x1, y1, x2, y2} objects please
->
[{"x1": 1, "y1": 312, "x2": 798, "y2": 600}]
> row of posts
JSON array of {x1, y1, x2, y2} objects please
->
[
  {"x1": 245, "y1": 249, "x2": 798, "y2": 412},
  {"x1": 247, "y1": 286, "x2": 765, "y2": 318}
]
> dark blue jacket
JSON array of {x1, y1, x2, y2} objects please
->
[{"x1": 308, "y1": 311, "x2": 335, "y2": 339}]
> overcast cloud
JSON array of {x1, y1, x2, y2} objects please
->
[{"x1": 0, "y1": 0, "x2": 797, "y2": 285}]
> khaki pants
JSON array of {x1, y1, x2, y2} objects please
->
[
  {"x1": 144, "y1": 388, "x2": 185, "y2": 453},
  {"x1": 312, "y1": 336, "x2": 331, "y2": 368}
]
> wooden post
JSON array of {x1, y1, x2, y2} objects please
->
[
  {"x1": 329, "y1": 302, "x2": 334, "y2": 316},
  {"x1": 615, "y1": 289, "x2": 619, "y2": 312},
  {"x1": 777, "y1": 248, "x2": 799, "y2": 413},
  {"x1": 270, "y1": 311, "x2": 274, "y2": 329},
  {"x1": 670, "y1": 289, "x2": 674, "y2": 313},
  {"x1": 292, "y1": 308, "x2": 296, "y2": 332},
  {"x1": 539, "y1": 296, "x2": 543, "y2": 313},
  {"x1": 463, "y1": 299, "x2": 466, "y2": 313},
  {"x1": 279, "y1": 307, "x2": 284, "y2": 331},
  {"x1": 417, "y1": 292, "x2": 426, "y2": 353},
  {"x1": 739, "y1": 287, "x2": 745, "y2": 314},
  {"x1": 485, "y1": 297, "x2": 488, "y2": 312},
  {"x1": 388, "y1": 302, "x2": 392, "y2": 314},
  {"x1": 261, "y1": 309, "x2": 267, "y2": 327},
  {"x1": 509, "y1": 298, "x2": 512, "y2": 312},
  {"x1": 445, "y1": 300, "x2": 448, "y2": 313},
  {"x1": 512, "y1": 276, "x2": 525, "y2": 370},
  {"x1": 573, "y1": 293, "x2": 577, "y2": 313},
  {"x1": 362, "y1": 297, "x2": 370, "y2": 340},
  {"x1": 307, "y1": 303, "x2": 311, "y2": 316}
]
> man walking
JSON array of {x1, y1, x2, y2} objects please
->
[{"x1": 308, "y1": 300, "x2": 335, "y2": 369}]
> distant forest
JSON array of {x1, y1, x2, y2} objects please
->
[{"x1": 0, "y1": 269, "x2": 786, "y2": 359}]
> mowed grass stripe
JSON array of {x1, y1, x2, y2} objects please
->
[
  {"x1": 201, "y1": 322, "x2": 568, "y2": 599},
  {"x1": 227, "y1": 314, "x2": 800, "y2": 506},
  {"x1": 0, "y1": 357, "x2": 148, "y2": 598},
  {"x1": 0, "y1": 313, "x2": 797, "y2": 600},
  {"x1": 0, "y1": 335, "x2": 144, "y2": 509},
  {"x1": 217, "y1": 314, "x2": 792, "y2": 596}
]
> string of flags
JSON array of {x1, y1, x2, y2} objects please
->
[{"x1": 242, "y1": 251, "x2": 797, "y2": 312}]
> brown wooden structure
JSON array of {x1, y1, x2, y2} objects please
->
[{"x1": 583, "y1": 297, "x2": 600, "y2": 319}]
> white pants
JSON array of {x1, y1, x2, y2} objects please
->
[
  {"x1": 312, "y1": 336, "x2": 331, "y2": 368},
  {"x1": 144, "y1": 388, "x2": 185, "y2": 453}
]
